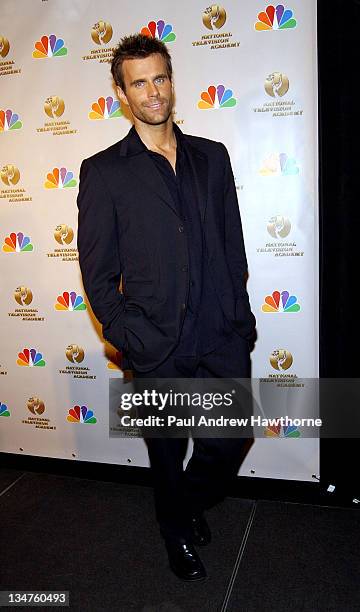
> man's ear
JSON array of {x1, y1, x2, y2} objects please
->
[{"x1": 116, "y1": 85, "x2": 128, "y2": 106}]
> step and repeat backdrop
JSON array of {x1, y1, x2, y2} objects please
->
[{"x1": 0, "y1": 0, "x2": 318, "y2": 481}]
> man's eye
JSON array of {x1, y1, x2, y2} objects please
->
[
  {"x1": 135, "y1": 82, "x2": 145, "y2": 87},
  {"x1": 155, "y1": 77, "x2": 165, "y2": 84}
]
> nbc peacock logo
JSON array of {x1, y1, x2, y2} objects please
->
[
  {"x1": 270, "y1": 349, "x2": 293, "y2": 371},
  {"x1": 17, "y1": 348, "x2": 46, "y2": 367},
  {"x1": 0, "y1": 36, "x2": 10, "y2": 57},
  {"x1": 0, "y1": 109, "x2": 22, "y2": 132},
  {"x1": 202, "y1": 5, "x2": 227, "y2": 30},
  {"x1": 198, "y1": 84, "x2": 237, "y2": 109},
  {"x1": 14, "y1": 286, "x2": 33, "y2": 306},
  {"x1": 0, "y1": 402, "x2": 10, "y2": 417},
  {"x1": 265, "y1": 72, "x2": 289, "y2": 97},
  {"x1": 44, "y1": 96, "x2": 65, "y2": 118},
  {"x1": 141, "y1": 20, "x2": 176, "y2": 43},
  {"x1": 54, "y1": 224, "x2": 74, "y2": 245},
  {"x1": 255, "y1": 5, "x2": 297, "y2": 30},
  {"x1": 2, "y1": 232, "x2": 33, "y2": 253},
  {"x1": 91, "y1": 20, "x2": 113, "y2": 45},
  {"x1": 67, "y1": 404, "x2": 97, "y2": 424},
  {"x1": 1, "y1": 164, "x2": 20, "y2": 186},
  {"x1": 27, "y1": 397, "x2": 45, "y2": 415},
  {"x1": 260, "y1": 153, "x2": 299, "y2": 176},
  {"x1": 262, "y1": 291, "x2": 301, "y2": 313},
  {"x1": 88, "y1": 96, "x2": 122, "y2": 120},
  {"x1": 55, "y1": 291, "x2": 87, "y2": 311},
  {"x1": 44, "y1": 167, "x2": 77, "y2": 189},
  {"x1": 32, "y1": 35, "x2": 68, "y2": 58},
  {"x1": 267, "y1": 215, "x2": 291, "y2": 239},
  {"x1": 264, "y1": 422, "x2": 300, "y2": 437},
  {"x1": 66, "y1": 344, "x2": 84, "y2": 363}
]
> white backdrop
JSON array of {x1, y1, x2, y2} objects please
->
[{"x1": 0, "y1": 0, "x2": 318, "y2": 482}]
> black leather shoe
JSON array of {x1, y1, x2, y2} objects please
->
[
  {"x1": 190, "y1": 514, "x2": 211, "y2": 546},
  {"x1": 165, "y1": 538, "x2": 207, "y2": 581}
]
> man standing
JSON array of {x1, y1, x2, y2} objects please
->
[{"x1": 77, "y1": 34, "x2": 256, "y2": 581}]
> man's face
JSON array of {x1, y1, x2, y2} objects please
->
[{"x1": 116, "y1": 53, "x2": 174, "y2": 126}]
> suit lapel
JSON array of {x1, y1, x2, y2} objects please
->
[
  {"x1": 119, "y1": 125, "x2": 209, "y2": 222},
  {"x1": 124, "y1": 153, "x2": 179, "y2": 218},
  {"x1": 119, "y1": 127, "x2": 179, "y2": 217}
]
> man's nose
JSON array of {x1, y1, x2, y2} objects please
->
[{"x1": 147, "y1": 81, "x2": 160, "y2": 96}]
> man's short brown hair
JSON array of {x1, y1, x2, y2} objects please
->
[{"x1": 111, "y1": 34, "x2": 173, "y2": 91}]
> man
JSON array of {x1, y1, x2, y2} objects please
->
[{"x1": 77, "y1": 34, "x2": 256, "y2": 581}]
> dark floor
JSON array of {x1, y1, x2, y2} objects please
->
[{"x1": 0, "y1": 468, "x2": 359, "y2": 612}]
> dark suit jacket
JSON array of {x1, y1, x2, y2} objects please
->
[{"x1": 77, "y1": 124, "x2": 256, "y2": 371}]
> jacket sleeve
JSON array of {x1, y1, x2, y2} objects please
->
[
  {"x1": 221, "y1": 143, "x2": 249, "y2": 296},
  {"x1": 77, "y1": 157, "x2": 126, "y2": 351}
]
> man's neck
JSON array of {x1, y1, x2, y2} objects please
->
[{"x1": 133, "y1": 117, "x2": 176, "y2": 154}]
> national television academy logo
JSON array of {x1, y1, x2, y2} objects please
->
[
  {"x1": 202, "y1": 5, "x2": 227, "y2": 30},
  {"x1": 198, "y1": 85, "x2": 237, "y2": 109},
  {"x1": 27, "y1": 397, "x2": 45, "y2": 414},
  {"x1": 54, "y1": 225, "x2": 74, "y2": 244},
  {"x1": 32, "y1": 35, "x2": 68, "y2": 58},
  {"x1": 270, "y1": 349, "x2": 293, "y2": 371},
  {"x1": 265, "y1": 72, "x2": 289, "y2": 97},
  {"x1": 66, "y1": 344, "x2": 84, "y2": 363},
  {"x1": 0, "y1": 36, "x2": 10, "y2": 57},
  {"x1": 0, "y1": 109, "x2": 22, "y2": 131},
  {"x1": 88, "y1": 96, "x2": 122, "y2": 120},
  {"x1": 45, "y1": 168, "x2": 77, "y2": 189},
  {"x1": 141, "y1": 20, "x2": 176, "y2": 43},
  {"x1": 44, "y1": 96, "x2": 65, "y2": 118},
  {"x1": 255, "y1": 5, "x2": 297, "y2": 30},
  {"x1": 1, "y1": 164, "x2": 20, "y2": 185},
  {"x1": 91, "y1": 21, "x2": 113, "y2": 45},
  {"x1": 262, "y1": 291, "x2": 301, "y2": 313},
  {"x1": 14, "y1": 286, "x2": 33, "y2": 306},
  {"x1": 267, "y1": 216, "x2": 291, "y2": 238}
]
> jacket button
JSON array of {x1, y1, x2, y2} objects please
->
[
  {"x1": 181, "y1": 265, "x2": 188, "y2": 272},
  {"x1": 181, "y1": 303, "x2": 186, "y2": 310},
  {"x1": 178, "y1": 225, "x2": 184, "y2": 233}
]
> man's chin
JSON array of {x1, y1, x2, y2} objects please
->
[{"x1": 138, "y1": 109, "x2": 173, "y2": 126}]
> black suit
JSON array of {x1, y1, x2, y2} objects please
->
[
  {"x1": 77, "y1": 123, "x2": 256, "y2": 539},
  {"x1": 77, "y1": 124, "x2": 255, "y2": 372}
]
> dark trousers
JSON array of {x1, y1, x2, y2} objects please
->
[{"x1": 133, "y1": 332, "x2": 253, "y2": 541}]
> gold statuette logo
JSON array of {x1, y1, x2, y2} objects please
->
[
  {"x1": 44, "y1": 96, "x2": 65, "y2": 118},
  {"x1": 66, "y1": 344, "x2": 85, "y2": 363},
  {"x1": 203, "y1": 5, "x2": 227, "y2": 30},
  {"x1": 1, "y1": 164, "x2": 20, "y2": 186},
  {"x1": 270, "y1": 349, "x2": 293, "y2": 371},
  {"x1": 91, "y1": 20, "x2": 113, "y2": 45},
  {"x1": 54, "y1": 224, "x2": 74, "y2": 245},
  {"x1": 265, "y1": 72, "x2": 289, "y2": 98},
  {"x1": 14, "y1": 286, "x2": 33, "y2": 306},
  {"x1": 27, "y1": 397, "x2": 45, "y2": 415},
  {"x1": 0, "y1": 36, "x2": 10, "y2": 57}
]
